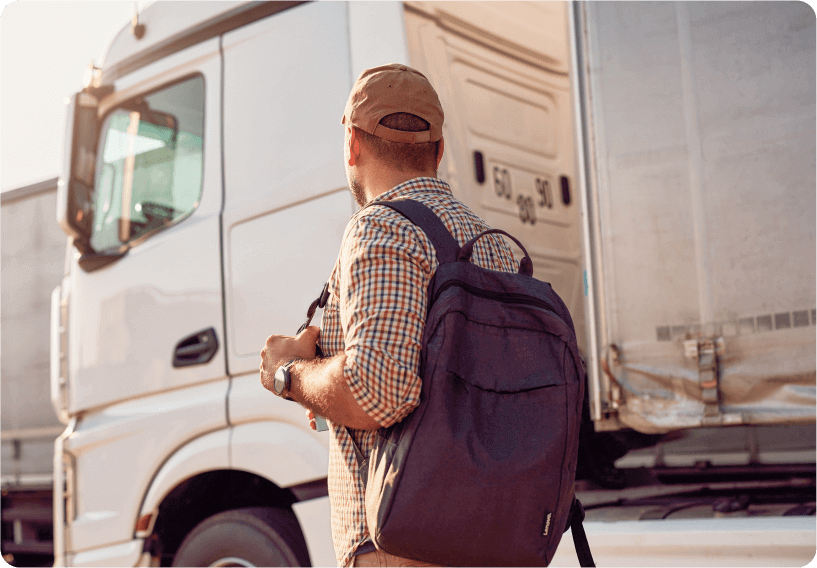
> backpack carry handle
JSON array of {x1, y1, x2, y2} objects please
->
[{"x1": 459, "y1": 229, "x2": 534, "y2": 276}]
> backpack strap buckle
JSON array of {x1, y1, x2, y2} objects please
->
[{"x1": 298, "y1": 281, "x2": 330, "y2": 357}]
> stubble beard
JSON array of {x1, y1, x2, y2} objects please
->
[{"x1": 348, "y1": 173, "x2": 367, "y2": 207}]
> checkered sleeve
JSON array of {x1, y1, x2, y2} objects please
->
[{"x1": 339, "y1": 208, "x2": 432, "y2": 428}]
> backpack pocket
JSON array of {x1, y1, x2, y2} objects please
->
[{"x1": 441, "y1": 306, "x2": 571, "y2": 393}]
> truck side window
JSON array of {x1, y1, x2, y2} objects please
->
[{"x1": 91, "y1": 76, "x2": 204, "y2": 251}]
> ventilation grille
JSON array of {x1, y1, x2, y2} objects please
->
[{"x1": 656, "y1": 308, "x2": 816, "y2": 342}]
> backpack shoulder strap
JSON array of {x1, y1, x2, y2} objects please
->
[
  {"x1": 568, "y1": 498, "x2": 596, "y2": 567},
  {"x1": 367, "y1": 199, "x2": 460, "y2": 265}
]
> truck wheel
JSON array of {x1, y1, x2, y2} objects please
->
[{"x1": 172, "y1": 507, "x2": 309, "y2": 567}]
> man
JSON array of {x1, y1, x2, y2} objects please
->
[{"x1": 260, "y1": 63, "x2": 517, "y2": 567}]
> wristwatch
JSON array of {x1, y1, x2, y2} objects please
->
[{"x1": 273, "y1": 359, "x2": 298, "y2": 400}]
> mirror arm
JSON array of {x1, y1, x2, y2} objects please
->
[
  {"x1": 85, "y1": 83, "x2": 113, "y2": 99},
  {"x1": 71, "y1": 237, "x2": 93, "y2": 256},
  {"x1": 78, "y1": 248, "x2": 128, "y2": 272}
]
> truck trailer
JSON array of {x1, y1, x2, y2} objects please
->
[{"x1": 1, "y1": 178, "x2": 66, "y2": 566}]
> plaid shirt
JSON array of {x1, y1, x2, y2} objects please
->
[{"x1": 319, "y1": 177, "x2": 518, "y2": 566}]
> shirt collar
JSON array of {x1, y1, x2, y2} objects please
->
[{"x1": 369, "y1": 177, "x2": 452, "y2": 204}]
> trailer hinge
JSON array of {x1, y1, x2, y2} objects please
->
[{"x1": 683, "y1": 337, "x2": 725, "y2": 425}]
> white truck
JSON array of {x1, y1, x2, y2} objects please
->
[{"x1": 52, "y1": 1, "x2": 814, "y2": 566}]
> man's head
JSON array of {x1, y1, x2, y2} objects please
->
[{"x1": 342, "y1": 64, "x2": 445, "y2": 205}]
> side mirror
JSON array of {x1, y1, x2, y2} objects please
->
[{"x1": 57, "y1": 91, "x2": 98, "y2": 253}]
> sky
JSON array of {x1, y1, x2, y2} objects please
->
[{"x1": 1, "y1": 1, "x2": 144, "y2": 192}]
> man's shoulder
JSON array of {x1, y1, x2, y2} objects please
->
[
  {"x1": 350, "y1": 200, "x2": 416, "y2": 232},
  {"x1": 343, "y1": 198, "x2": 425, "y2": 252}
]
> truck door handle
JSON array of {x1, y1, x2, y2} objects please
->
[{"x1": 173, "y1": 328, "x2": 219, "y2": 368}]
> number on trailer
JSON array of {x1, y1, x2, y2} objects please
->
[
  {"x1": 536, "y1": 178, "x2": 553, "y2": 209},
  {"x1": 517, "y1": 195, "x2": 536, "y2": 225},
  {"x1": 493, "y1": 167, "x2": 512, "y2": 200}
]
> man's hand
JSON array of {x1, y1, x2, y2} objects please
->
[
  {"x1": 259, "y1": 326, "x2": 320, "y2": 394},
  {"x1": 259, "y1": 331, "x2": 381, "y2": 431}
]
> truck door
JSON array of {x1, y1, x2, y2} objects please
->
[
  {"x1": 573, "y1": 2, "x2": 815, "y2": 432},
  {"x1": 219, "y1": 1, "x2": 353, "y2": 414},
  {"x1": 65, "y1": 38, "x2": 227, "y2": 414}
]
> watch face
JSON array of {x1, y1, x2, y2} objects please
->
[{"x1": 273, "y1": 366, "x2": 287, "y2": 396}]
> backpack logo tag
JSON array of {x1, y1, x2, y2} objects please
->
[{"x1": 542, "y1": 512, "x2": 553, "y2": 536}]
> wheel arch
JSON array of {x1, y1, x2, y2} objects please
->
[
  {"x1": 147, "y1": 470, "x2": 304, "y2": 565},
  {"x1": 136, "y1": 422, "x2": 329, "y2": 564}
]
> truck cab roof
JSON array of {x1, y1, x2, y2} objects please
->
[{"x1": 100, "y1": 1, "x2": 300, "y2": 83}]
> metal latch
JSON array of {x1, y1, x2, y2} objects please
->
[{"x1": 683, "y1": 337, "x2": 725, "y2": 424}]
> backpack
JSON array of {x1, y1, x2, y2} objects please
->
[{"x1": 306, "y1": 199, "x2": 594, "y2": 567}]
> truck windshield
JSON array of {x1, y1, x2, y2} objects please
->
[{"x1": 91, "y1": 76, "x2": 204, "y2": 251}]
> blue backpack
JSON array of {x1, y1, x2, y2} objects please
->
[{"x1": 336, "y1": 199, "x2": 595, "y2": 567}]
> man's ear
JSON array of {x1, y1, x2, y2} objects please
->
[
  {"x1": 436, "y1": 136, "x2": 445, "y2": 170},
  {"x1": 348, "y1": 127, "x2": 361, "y2": 167}
]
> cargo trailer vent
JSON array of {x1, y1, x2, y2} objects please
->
[{"x1": 656, "y1": 308, "x2": 816, "y2": 341}]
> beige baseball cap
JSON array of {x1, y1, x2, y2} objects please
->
[{"x1": 342, "y1": 63, "x2": 444, "y2": 144}]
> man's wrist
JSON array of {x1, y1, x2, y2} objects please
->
[{"x1": 273, "y1": 359, "x2": 300, "y2": 400}]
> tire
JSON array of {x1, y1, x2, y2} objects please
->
[{"x1": 172, "y1": 507, "x2": 310, "y2": 567}]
